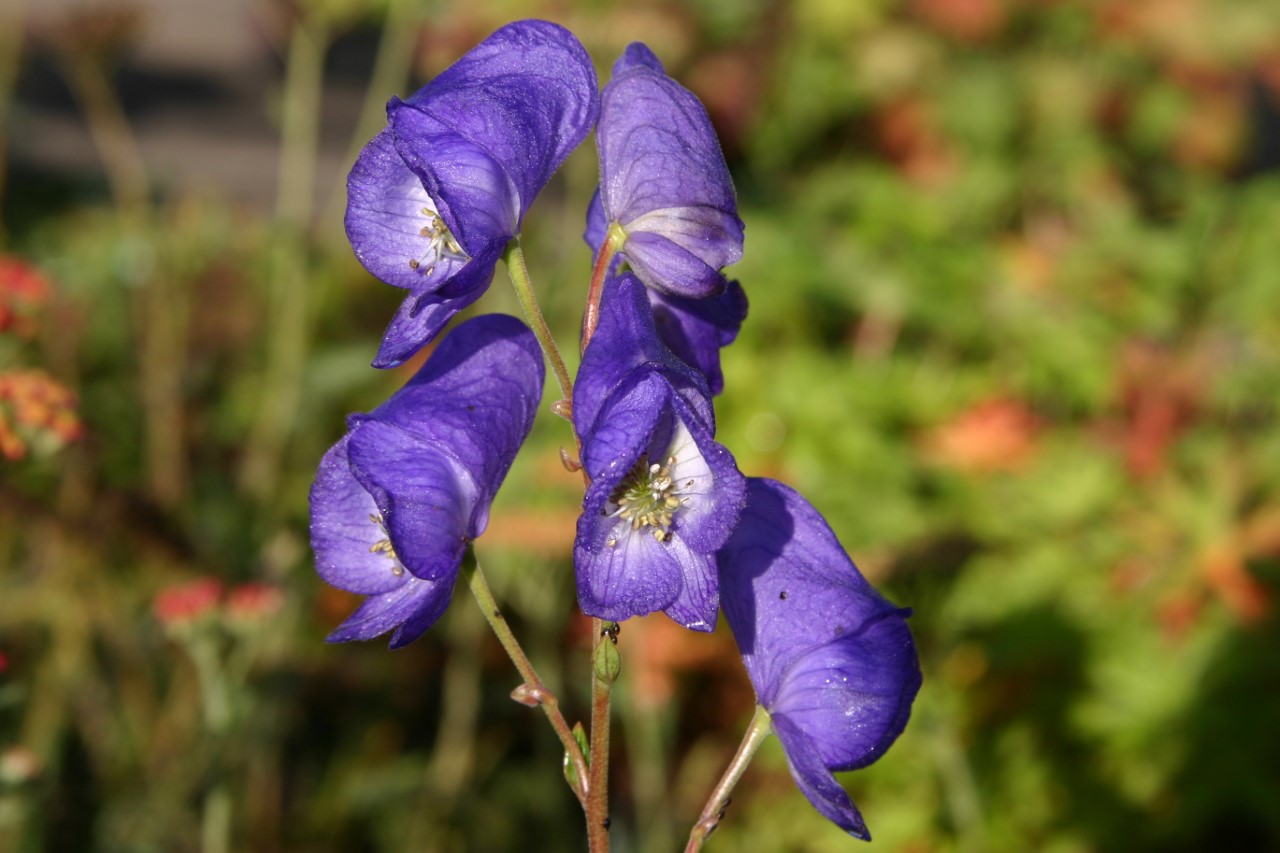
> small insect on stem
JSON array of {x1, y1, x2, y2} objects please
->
[{"x1": 601, "y1": 621, "x2": 621, "y2": 645}]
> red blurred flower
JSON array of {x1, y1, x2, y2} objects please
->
[
  {"x1": 0, "y1": 256, "x2": 51, "y2": 338},
  {"x1": 153, "y1": 578, "x2": 223, "y2": 627},
  {"x1": 872, "y1": 98, "x2": 957, "y2": 187},
  {"x1": 1112, "y1": 340, "x2": 1206, "y2": 480}
]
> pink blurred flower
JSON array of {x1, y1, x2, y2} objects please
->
[
  {"x1": 153, "y1": 578, "x2": 223, "y2": 627},
  {"x1": 226, "y1": 583, "x2": 285, "y2": 622}
]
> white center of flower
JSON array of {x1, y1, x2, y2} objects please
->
[
  {"x1": 407, "y1": 209, "x2": 469, "y2": 274},
  {"x1": 603, "y1": 421, "x2": 710, "y2": 547}
]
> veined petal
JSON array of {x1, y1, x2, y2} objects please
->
[
  {"x1": 375, "y1": 313, "x2": 544, "y2": 527},
  {"x1": 585, "y1": 200, "x2": 746, "y2": 396},
  {"x1": 622, "y1": 231, "x2": 727, "y2": 299},
  {"x1": 326, "y1": 573, "x2": 453, "y2": 649},
  {"x1": 345, "y1": 127, "x2": 469, "y2": 292},
  {"x1": 344, "y1": 19, "x2": 598, "y2": 362},
  {"x1": 771, "y1": 620, "x2": 920, "y2": 771},
  {"x1": 648, "y1": 280, "x2": 747, "y2": 396},
  {"x1": 389, "y1": 103, "x2": 519, "y2": 256},
  {"x1": 597, "y1": 47, "x2": 743, "y2": 297},
  {"x1": 623, "y1": 206, "x2": 744, "y2": 276},
  {"x1": 659, "y1": 535, "x2": 719, "y2": 631},
  {"x1": 575, "y1": 521, "x2": 684, "y2": 622},
  {"x1": 372, "y1": 267, "x2": 491, "y2": 369},
  {"x1": 579, "y1": 373, "x2": 669, "y2": 489},
  {"x1": 718, "y1": 478, "x2": 921, "y2": 838},
  {"x1": 347, "y1": 420, "x2": 477, "y2": 583},
  {"x1": 403, "y1": 20, "x2": 599, "y2": 218},
  {"x1": 771, "y1": 713, "x2": 872, "y2": 841},
  {"x1": 310, "y1": 315, "x2": 544, "y2": 647},
  {"x1": 574, "y1": 274, "x2": 713, "y2": 442},
  {"x1": 309, "y1": 435, "x2": 406, "y2": 596},
  {"x1": 658, "y1": 408, "x2": 744, "y2": 554}
]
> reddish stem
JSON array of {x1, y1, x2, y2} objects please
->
[{"x1": 581, "y1": 227, "x2": 624, "y2": 355}]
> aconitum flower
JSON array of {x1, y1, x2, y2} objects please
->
[
  {"x1": 718, "y1": 478, "x2": 921, "y2": 840},
  {"x1": 573, "y1": 274, "x2": 746, "y2": 630},
  {"x1": 309, "y1": 315, "x2": 543, "y2": 647},
  {"x1": 586, "y1": 193, "x2": 747, "y2": 395},
  {"x1": 593, "y1": 43, "x2": 743, "y2": 299},
  {"x1": 345, "y1": 20, "x2": 598, "y2": 367}
]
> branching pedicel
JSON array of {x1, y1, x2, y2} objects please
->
[{"x1": 310, "y1": 19, "x2": 922, "y2": 851}]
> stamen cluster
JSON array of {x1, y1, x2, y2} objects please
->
[{"x1": 609, "y1": 455, "x2": 683, "y2": 542}]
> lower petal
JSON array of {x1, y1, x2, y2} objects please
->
[
  {"x1": 372, "y1": 269, "x2": 492, "y2": 368},
  {"x1": 771, "y1": 712, "x2": 872, "y2": 841},
  {"x1": 623, "y1": 231, "x2": 725, "y2": 299},
  {"x1": 326, "y1": 574, "x2": 452, "y2": 647},
  {"x1": 575, "y1": 523, "x2": 682, "y2": 621}
]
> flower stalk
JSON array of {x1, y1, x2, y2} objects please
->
[
  {"x1": 684, "y1": 704, "x2": 773, "y2": 852},
  {"x1": 504, "y1": 239, "x2": 575, "y2": 409},
  {"x1": 581, "y1": 223, "x2": 625, "y2": 354},
  {"x1": 587, "y1": 616, "x2": 615, "y2": 852},
  {"x1": 461, "y1": 550, "x2": 590, "y2": 806}
]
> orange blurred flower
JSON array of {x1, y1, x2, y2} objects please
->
[
  {"x1": 0, "y1": 370, "x2": 85, "y2": 460},
  {"x1": 912, "y1": 0, "x2": 1007, "y2": 43},
  {"x1": 921, "y1": 398, "x2": 1040, "y2": 473}
]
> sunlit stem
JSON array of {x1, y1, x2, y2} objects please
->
[
  {"x1": 684, "y1": 705, "x2": 773, "y2": 853},
  {"x1": 581, "y1": 224, "x2": 627, "y2": 355},
  {"x1": 586, "y1": 617, "x2": 614, "y2": 853},
  {"x1": 460, "y1": 548, "x2": 590, "y2": 807},
  {"x1": 503, "y1": 239, "x2": 575, "y2": 412}
]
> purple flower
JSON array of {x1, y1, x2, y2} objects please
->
[
  {"x1": 594, "y1": 43, "x2": 744, "y2": 299},
  {"x1": 309, "y1": 314, "x2": 543, "y2": 648},
  {"x1": 345, "y1": 20, "x2": 598, "y2": 368},
  {"x1": 718, "y1": 478, "x2": 921, "y2": 840},
  {"x1": 586, "y1": 192, "x2": 747, "y2": 395},
  {"x1": 573, "y1": 274, "x2": 746, "y2": 630}
]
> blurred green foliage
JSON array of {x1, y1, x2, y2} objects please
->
[{"x1": 2, "y1": 0, "x2": 1280, "y2": 851}]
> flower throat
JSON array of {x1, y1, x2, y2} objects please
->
[{"x1": 608, "y1": 454, "x2": 684, "y2": 543}]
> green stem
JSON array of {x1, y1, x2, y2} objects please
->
[
  {"x1": 503, "y1": 239, "x2": 575, "y2": 407},
  {"x1": 586, "y1": 618, "x2": 614, "y2": 852},
  {"x1": 683, "y1": 705, "x2": 773, "y2": 853},
  {"x1": 201, "y1": 781, "x2": 232, "y2": 853},
  {"x1": 460, "y1": 549, "x2": 590, "y2": 806}
]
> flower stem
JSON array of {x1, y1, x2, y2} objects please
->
[
  {"x1": 460, "y1": 549, "x2": 590, "y2": 806},
  {"x1": 586, "y1": 617, "x2": 614, "y2": 852},
  {"x1": 684, "y1": 705, "x2": 773, "y2": 853},
  {"x1": 581, "y1": 224, "x2": 626, "y2": 355},
  {"x1": 503, "y1": 239, "x2": 574, "y2": 409}
]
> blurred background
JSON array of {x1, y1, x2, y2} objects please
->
[{"x1": 2, "y1": 0, "x2": 1279, "y2": 850}]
